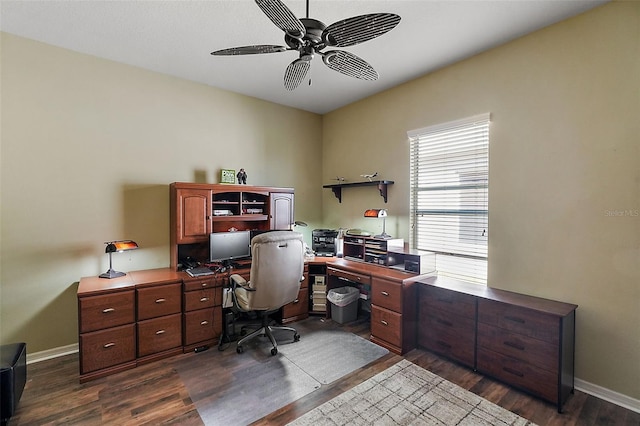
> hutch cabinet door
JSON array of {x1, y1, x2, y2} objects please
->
[
  {"x1": 175, "y1": 188, "x2": 212, "y2": 243},
  {"x1": 270, "y1": 192, "x2": 294, "y2": 230}
]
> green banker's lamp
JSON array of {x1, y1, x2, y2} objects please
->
[{"x1": 99, "y1": 240, "x2": 139, "y2": 279}]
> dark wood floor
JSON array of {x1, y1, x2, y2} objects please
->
[{"x1": 10, "y1": 317, "x2": 640, "y2": 425}]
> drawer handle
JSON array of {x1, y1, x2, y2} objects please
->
[
  {"x1": 200, "y1": 297, "x2": 209, "y2": 302},
  {"x1": 380, "y1": 291, "x2": 389, "y2": 297},
  {"x1": 156, "y1": 330, "x2": 166, "y2": 335},
  {"x1": 503, "y1": 367, "x2": 524, "y2": 377},
  {"x1": 505, "y1": 315, "x2": 525, "y2": 324},
  {"x1": 200, "y1": 320, "x2": 209, "y2": 326},
  {"x1": 201, "y1": 282, "x2": 208, "y2": 287},
  {"x1": 293, "y1": 299, "x2": 299, "y2": 304},
  {"x1": 380, "y1": 320, "x2": 388, "y2": 326},
  {"x1": 103, "y1": 342, "x2": 115, "y2": 348},
  {"x1": 155, "y1": 298, "x2": 166, "y2": 304},
  {"x1": 437, "y1": 298, "x2": 453, "y2": 304},
  {"x1": 436, "y1": 318, "x2": 453, "y2": 327},
  {"x1": 504, "y1": 341, "x2": 525, "y2": 351},
  {"x1": 436, "y1": 340, "x2": 452, "y2": 349},
  {"x1": 102, "y1": 308, "x2": 116, "y2": 313}
]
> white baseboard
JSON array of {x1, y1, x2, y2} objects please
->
[
  {"x1": 27, "y1": 343, "x2": 78, "y2": 364},
  {"x1": 575, "y1": 378, "x2": 640, "y2": 413},
  {"x1": 23, "y1": 343, "x2": 640, "y2": 414}
]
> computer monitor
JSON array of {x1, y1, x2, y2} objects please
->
[{"x1": 209, "y1": 230, "x2": 251, "y2": 265}]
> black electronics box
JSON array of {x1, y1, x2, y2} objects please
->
[{"x1": 312, "y1": 229, "x2": 338, "y2": 256}]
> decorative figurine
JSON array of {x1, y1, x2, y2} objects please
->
[
  {"x1": 360, "y1": 172, "x2": 378, "y2": 182},
  {"x1": 237, "y1": 168, "x2": 247, "y2": 184}
]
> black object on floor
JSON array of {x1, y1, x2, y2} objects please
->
[{"x1": 1, "y1": 342, "x2": 27, "y2": 426}]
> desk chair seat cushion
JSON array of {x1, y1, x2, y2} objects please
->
[{"x1": 232, "y1": 231, "x2": 304, "y2": 312}]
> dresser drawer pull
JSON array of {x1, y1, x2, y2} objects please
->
[
  {"x1": 200, "y1": 320, "x2": 209, "y2": 326},
  {"x1": 201, "y1": 282, "x2": 208, "y2": 287},
  {"x1": 155, "y1": 298, "x2": 166, "y2": 304},
  {"x1": 292, "y1": 299, "x2": 299, "y2": 303},
  {"x1": 505, "y1": 315, "x2": 525, "y2": 324},
  {"x1": 155, "y1": 330, "x2": 166, "y2": 335},
  {"x1": 380, "y1": 291, "x2": 389, "y2": 296},
  {"x1": 200, "y1": 297, "x2": 209, "y2": 302},
  {"x1": 503, "y1": 367, "x2": 524, "y2": 377},
  {"x1": 436, "y1": 340, "x2": 452, "y2": 349},
  {"x1": 102, "y1": 308, "x2": 116, "y2": 313},
  {"x1": 103, "y1": 342, "x2": 115, "y2": 348},
  {"x1": 380, "y1": 320, "x2": 388, "y2": 326},
  {"x1": 504, "y1": 341, "x2": 525, "y2": 351},
  {"x1": 436, "y1": 318, "x2": 453, "y2": 327}
]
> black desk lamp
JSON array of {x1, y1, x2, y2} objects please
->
[
  {"x1": 364, "y1": 209, "x2": 391, "y2": 239},
  {"x1": 99, "y1": 240, "x2": 138, "y2": 279}
]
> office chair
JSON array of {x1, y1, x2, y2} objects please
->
[{"x1": 230, "y1": 231, "x2": 304, "y2": 355}]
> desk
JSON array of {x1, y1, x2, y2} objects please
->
[{"x1": 325, "y1": 259, "x2": 433, "y2": 355}]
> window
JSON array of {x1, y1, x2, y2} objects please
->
[{"x1": 408, "y1": 113, "x2": 490, "y2": 284}]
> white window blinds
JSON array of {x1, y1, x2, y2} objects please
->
[{"x1": 408, "y1": 113, "x2": 490, "y2": 284}]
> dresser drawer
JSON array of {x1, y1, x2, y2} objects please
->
[
  {"x1": 183, "y1": 307, "x2": 220, "y2": 346},
  {"x1": 418, "y1": 308, "x2": 476, "y2": 367},
  {"x1": 184, "y1": 288, "x2": 216, "y2": 311},
  {"x1": 183, "y1": 276, "x2": 218, "y2": 292},
  {"x1": 477, "y1": 322, "x2": 558, "y2": 373},
  {"x1": 282, "y1": 287, "x2": 309, "y2": 319},
  {"x1": 371, "y1": 278, "x2": 402, "y2": 312},
  {"x1": 478, "y1": 299, "x2": 559, "y2": 344},
  {"x1": 328, "y1": 267, "x2": 371, "y2": 286},
  {"x1": 137, "y1": 283, "x2": 182, "y2": 320},
  {"x1": 79, "y1": 291, "x2": 135, "y2": 333},
  {"x1": 371, "y1": 305, "x2": 402, "y2": 348},
  {"x1": 477, "y1": 347, "x2": 557, "y2": 404},
  {"x1": 137, "y1": 313, "x2": 182, "y2": 357},
  {"x1": 420, "y1": 286, "x2": 476, "y2": 319},
  {"x1": 80, "y1": 324, "x2": 136, "y2": 373}
]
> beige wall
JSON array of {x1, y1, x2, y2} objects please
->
[
  {"x1": 0, "y1": 33, "x2": 323, "y2": 352},
  {"x1": 323, "y1": 2, "x2": 639, "y2": 399}
]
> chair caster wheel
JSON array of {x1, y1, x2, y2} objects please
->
[
  {"x1": 236, "y1": 346, "x2": 244, "y2": 354},
  {"x1": 271, "y1": 348, "x2": 278, "y2": 356},
  {"x1": 293, "y1": 333, "x2": 300, "y2": 342}
]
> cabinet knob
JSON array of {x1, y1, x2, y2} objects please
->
[
  {"x1": 155, "y1": 298, "x2": 166, "y2": 304},
  {"x1": 102, "y1": 308, "x2": 116, "y2": 313}
]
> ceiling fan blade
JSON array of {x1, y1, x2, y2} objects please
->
[
  {"x1": 323, "y1": 13, "x2": 401, "y2": 47},
  {"x1": 322, "y1": 50, "x2": 378, "y2": 81},
  {"x1": 211, "y1": 45, "x2": 289, "y2": 56},
  {"x1": 255, "y1": 0, "x2": 305, "y2": 38},
  {"x1": 284, "y1": 57, "x2": 311, "y2": 91}
]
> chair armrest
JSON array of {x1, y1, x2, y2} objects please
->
[{"x1": 230, "y1": 274, "x2": 255, "y2": 291}]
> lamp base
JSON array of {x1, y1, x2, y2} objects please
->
[
  {"x1": 374, "y1": 232, "x2": 393, "y2": 239},
  {"x1": 99, "y1": 269, "x2": 126, "y2": 279}
]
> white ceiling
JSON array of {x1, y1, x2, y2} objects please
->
[{"x1": 1, "y1": 0, "x2": 608, "y2": 114}]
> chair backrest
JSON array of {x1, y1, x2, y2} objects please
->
[{"x1": 243, "y1": 231, "x2": 304, "y2": 311}]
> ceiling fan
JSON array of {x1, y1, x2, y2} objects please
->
[{"x1": 211, "y1": 0, "x2": 401, "y2": 90}]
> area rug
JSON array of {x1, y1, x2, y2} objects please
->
[
  {"x1": 287, "y1": 359, "x2": 537, "y2": 426},
  {"x1": 175, "y1": 318, "x2": 388, "y2": 426}
]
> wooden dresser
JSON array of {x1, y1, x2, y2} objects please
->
[{"x1": 417, "y1": 276, "x2": 577, "y2": 412}]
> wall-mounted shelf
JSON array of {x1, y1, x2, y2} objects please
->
[{"x1": 323, "y1": 180, "x2": 394, "y2": 203}]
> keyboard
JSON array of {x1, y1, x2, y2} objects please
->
[{"x1": 186, "y1": 266, "x2": 214, "y2": 277}]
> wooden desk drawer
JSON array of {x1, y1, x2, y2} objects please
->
[
  {"x1": 183, "y1": 308, "x2": 218, "y2": 346},
  {"x1": 420, "y1": 286, "x2": 476, "y2": 319},
  {"x1": 477, "y1": 347, "x2": 557, "y2": 404},
  {"x1": 184, "y1": 276, "x2": 218, "y2": 292},
  {"x1": 328, "y1": 267, "x2": 371, "y2": 286},
  {"x1": 184, "y1": 288, "x2": 215, "y2": 311},
  {"x1": 79, "y1": 291, "x2": 135, "y2": 333},
  {"x1": 282, "y1": 288, "x2": 309, "y2": 319},
  {"x1": 478, "y1": 299, "x2": 559, "y2": 344},
  {"x1": 137, "y1": 313, "x2": 182, "y2": 357},
  {"x1": 477, "y1": 322, "x2": 558, "y2": 373},
  {"x1": 371, "y1": 305, "x2": 402, "y2": 348},
  {"x1": 80, "y1": 324, "x2": 135, "y2": 373},
  {"x1": 371, "y1": 278, "x2": 402, "y2": 312},
  {"x1": 418, "y1": 308, "x2": 475, "y2": 367},
  {"x1": 137, "y1": 283, "x2": 182, "y2": 320}
]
